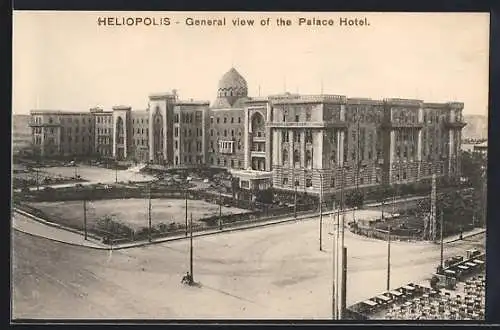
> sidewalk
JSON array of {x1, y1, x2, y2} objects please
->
[
  {"x1": 12, "y1": 213, "x2": 107, "y2": 249},
  {"x1": 443, "y1": 227, "x2": 486, "y2": 244}
]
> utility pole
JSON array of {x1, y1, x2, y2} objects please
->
[
  {"x1": 338, "y1": 198, "x2": 346, "y2": 319},
  {"x1": 190, "y1": 213, "x2": 194, "y2": 282},
  {"x1": 185, "y1": 186, "x2": 188, "y2": 237},
  {"x1": 335, "y1": 201, "x2": 341, "y2": 319},
  {"x1": 319, "y1": 172, "x2": 323, "y2": 251},
  {"x1": 83, "y1": 198, "x2": 88, "y2": 240},
  {"x1": 148, "y1": 183, "x2": 152, "y2": 242},
  {"x1": 387, "y1": 225, "x2": 391, "y2": 291},
  {"x1": 115, "y1": 160, "x2": 118, "y2": 183},
  {"x1": 440, "y1": 210, "x2": 444, "y2": 269},
  {"x1": 341, "y1": 246, "x2": 347, "y2": 318},
  {"x1": 219, "y1": 190, "x2": 223, "y2": 230},
  {"x1": 331, "y1": 211, "x2": 337, "y2": 320},
  {"x1": 294, "y1": 182, "x2": 298, "y2": 219}
]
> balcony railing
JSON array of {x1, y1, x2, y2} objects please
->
[
  {"x1": 381, "y1": 122, "x2": 424, "y2": 129},
  {"x1": 444, "y1": 121, "x2": 467, "y2": 129},
  {"x1": 266, "y1": 121, "x2": 347, "y2": 128},
  {"x1": 251, "y1": 151, "x2": 266, "y2": 157},
  {"x1": 28, "y1": 121, "x2": 61, "y2": 127}
]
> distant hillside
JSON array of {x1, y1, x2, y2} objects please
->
[
  {"x1": 12, "y1": 114, "x2": 31, "y2": 152},
  {"x1": 463, "y1": 115, "x2": 488, "y2": 140}
]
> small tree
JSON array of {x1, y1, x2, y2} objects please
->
[
  {"x1": 345, "y1": 189, "x2": 364, "y2": 208},
  {"x1": 255, "y1": 188, "x2": 274, "y2": 204}
]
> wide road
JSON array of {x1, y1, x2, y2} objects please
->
[{"x1": 12, "y1": 216, "x2": 485, "y2": 319}]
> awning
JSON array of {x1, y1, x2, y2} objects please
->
[
  {"x1": 389, "y1": 290, "x2": 403, "y2": 296},
  {"x1": 362, "y1": 300, "x2": 377, "y2": 307},
  {"x1": 376, "y1": 295, "x2": 390, "y2": 301}
]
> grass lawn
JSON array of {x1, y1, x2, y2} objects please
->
[{"x1": 28, "y1": 198, "x2": 250, "y2": 232}]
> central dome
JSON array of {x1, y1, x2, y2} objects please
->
[{"x1": 216, "y1": 68, "x2": 248, "y2": 104}]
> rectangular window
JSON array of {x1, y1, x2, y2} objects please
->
[
  {"x1": 282, "y1": 177, "x2": 288, "y2": 185},
  {"x1": 306, "y1": 178, "x2": 312, "y2": 187}
]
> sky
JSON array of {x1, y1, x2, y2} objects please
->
[{"x1": 12, "y1": 11, "x2": 490, "y2": 115}]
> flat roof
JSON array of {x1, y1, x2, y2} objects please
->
[{"x1": 229, "y1": 169, "x2": 272, "y2": 179}]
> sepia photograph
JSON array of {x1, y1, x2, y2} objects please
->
[{"x1": 11, "y1": 11, "x2": 489, "y2": 321}]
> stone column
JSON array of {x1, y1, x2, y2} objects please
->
[
  {"x1": 112, "y1": 115, "x2": 116, "y2": 158},
  {"x1": 40, "y1": 127, "x2": 46, "y2": 157},
  {"x1": 417, "y1": 130, "x2": 422, "y2": 177},
  {"x1": 389, "y1": 130, "x2": 396, "y2": 183},
  {"x1": 244, "y1": 110, "x2": 249, "y2": 169},
  {"x1": 338, "y1": 130, "x2": 345, "y2": 167},
  {"x1": 148, "y1": 108, "x2": 154, "y2": 162},
  {"x1": 300, "y1": 130, "x2": 306, "y2": 167},
  {"x1": 163, "y1": 102, "x2": 168, "y2": 162},
  {"x1": 272, "y1": 130, "x2": 279, "y2": 166},
  {"x1": 57, "y1": 126, "x2": 62, "y2": 154},
  {"x1": 123, "y1": 115, "x2": 128, "y2": 159},
  {"x1": 313, "y1": 130, "x2": 323, "y2": 169},
  {"x1": 449, "y1": 129, "x2": 454, "y2": 175},
  {"x1": 265, "y1": 104, "x2": 272, "y2": 171}
]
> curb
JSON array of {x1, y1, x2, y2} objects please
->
[
  {"x1": 13, "y1": 208, "x2": 105, "y2": 245},
  {"x1": 12, "y1": 228, "x2": 109, "y2": 250},
  {"x1": 443, "y1": 229, "x2": 486, "y2": 244},
  {"x1": 13, "y1": 208, "x2": 329, "y2": 250},
  {"x1": 98, "y1": 211, "x2": 333, "y2": 250}
]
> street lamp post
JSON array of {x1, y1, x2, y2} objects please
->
[
  {"x1": 185, "y1": 177, "x2": 191, "y2": 236},
  {"x1": 189, "y1": 212, "x2": 194, "y2": 282},
  {"x1": 294, "y1": 181, "x2": 298, "y2": 219},
  {"x1": 440, "y1": 210, "x2": 444, "y2": 269},
  {"x1": 148, "y1": 183, "x2": 152, "y2": 242},
  {"x1": 319, "y1": 172, "x2": 323, "y2": 251},
  {"x1": 219, "y1": 190, "x2": 223, "y2": 230},
  {"x1": 83, "y1": 198, "x2": 88, "y2": 240},
  {"x1": 387, "y1": 225, "x2": 391, "y2": 291},
  {"x1": 331, "y1": 213, "x2": 337, "y2": 320}
]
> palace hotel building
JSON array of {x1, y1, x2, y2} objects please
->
[{"x1": 29, "y1": 68, "x2": 466, "y2": 196}]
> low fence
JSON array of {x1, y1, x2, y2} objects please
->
[
  {"x1": 350, "y1": 226, "x2": 422, "y2": 242},
  {"x1": 13, "y1": 198, "x2": 318, "y2": 246},
  {"x1": 20, "y1": 186, "x2": 263, "y2": 210}
]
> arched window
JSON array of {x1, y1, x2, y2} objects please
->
[
  {"x1": 282, "y1": 149, "x2": 289, "y2": 166},
  {"x1": 306, "y1": 150, "x2": 312, "y2": 169},
  {"x1": 251, "y1": 112, "x2": 265, "y2": 137},
  {"x1": 294, "y1": 150, "x2": 300, "y2": 168}
]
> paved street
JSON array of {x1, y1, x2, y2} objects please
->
[
  {"x1": 16, "y1": 165, "x2": 155, "y2": 191},
  {"x1": 11, "y1": 212, "x2": 485, "y2": 319}
]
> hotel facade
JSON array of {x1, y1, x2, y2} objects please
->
[{"x1": 29, "y1": 68, "x2": 466, "y2": 195}]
